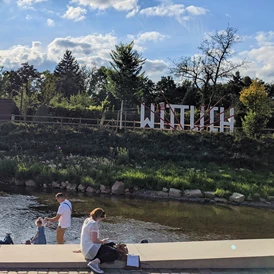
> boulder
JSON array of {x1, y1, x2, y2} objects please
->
[
  {"x1": 15, "y1": 179, "x2": 25, "y2": 186},
  {"x1": 214, "y1": 197, "x2": 228, "y2": 203},
  {"x1": 156, "y1": 191, "x2": 169, "y2": 197},
  {"x1": 125, "y1": 188, "x2": 130, "y2": 195},
  {"x1": 66, "y1": 183, "x2": 77, "y2": 191},
  {"x1": 42, "y1": 183, "x2": 48, "y2": 188},
  {"x1": 184, "y1": 189, "x2": 203, "y2": 198},
  {"x1": 169, "y1": 188, "x2": 182, "y2": 197},
  {"x1": 260, "y1": 198, "x2": 267, "y2": 203},
  {"x1": 267, "y1": 196, "x2": 274, "y2": 202},
  {"x1": 78, "y1": 184, "x2": 86, "y2": 192},
  {"x1": 246, "y1": 195, "x2": 253, "y2": 201},
  {"x1": 162, "y1": 187, "x2": 168, "y2": 192},
  {"x1": 204, "y1": 191, "x2": 215, "y2": 199},
  {"x1": 229, "y1": 192, "x2": 245, "y2": 203},
  {"x1": 86, "y1": 186, "x2": 96, "y2": 193},
  {"x1": 60, "y1": 181, "x2": 68, "y2": 189},
  {"x1": 100, "y1": 185, "x2": 111, "y2": 194},
  {"x1": 52, "y1": 181, "x2": 60, "y2": 188},
  {"x1": 25, "y1": 180, "x2": 37, "y2": 187},
  {"x1": 111, "y1": 181, "x2": 125, "y2": 195}
]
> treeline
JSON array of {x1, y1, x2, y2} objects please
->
[{"x1": 0, "y1": 27, "x2": 273, "y2": 138}]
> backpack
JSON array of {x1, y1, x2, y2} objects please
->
[
  {"x1": 114, "y1": 243, "x2": 129, "y2": 261},
  {"x1": 0, "y1": 233, "x2": 14, "y2": 244}
]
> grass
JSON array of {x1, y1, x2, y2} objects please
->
[{"x1": 0, "y1": 122, "x2": 274, "y2": 197}]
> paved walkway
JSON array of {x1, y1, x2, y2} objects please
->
[{"x1": 1, "y1": 270, "x2": 274, "y2": 274}]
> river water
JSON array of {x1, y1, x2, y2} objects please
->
[{"x1": 1, "y1": 185, "x2": 274, "y2": 244}]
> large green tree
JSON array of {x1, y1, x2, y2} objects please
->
[
  {"x1": 108, "y1": 41, "x2": 146, "y2": 107},
  {"x1": 54, "y1": 50, "x2": 83, "y2": 98}
]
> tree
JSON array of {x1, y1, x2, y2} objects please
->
[
  {"x1": 240, "y1": 79, "x2": 272, "y2": 138},
  {"x1": 4, "y1": 70, "x2": 22, "y2": 99},
  {"x1": 87, "y1": 66, "x2": 118, "y2": 109},
  {"x1": 38, "y1": 70, "x2": 58, "y2": 106},
  {"x1": 108, "y1": 41, "x2": 146, "y2": 107},
  {"x1": 17, "y1": 62, "x2": 40, "y2": 114},
  {"x1": 171, "y1": 26, "x2": 246, "y2": 107},
  {"x1": 140, "y1": 77, "x2": 156, "y2": 104},
  {"x1": 54, "y1": 50, "x2": 83, "y2": 98},
  {"x1": 156, "y1": 76, "x2": 177, "y2": 103},
  {"x1": 0, "y1": 67, "x2": 9, "y2": 98}
]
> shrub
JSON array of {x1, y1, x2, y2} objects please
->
[
  {"x1": 116, "y1": 147, "x2": 130, "y2": 165},
  {"x1": 214, "y1": 188, "x2": 232, "y2": 199},
  {"x1": 0, "y1": 159, "x2": 17, "y2": 179},
  {"x1": 81, "y1": 176, "x2": 96, "y2": 186}
]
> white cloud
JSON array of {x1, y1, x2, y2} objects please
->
[
  {"x1": 0, "y1": 41, "x2": 46, "y2": 68},
  {"x1": 140, "y1": 4, "x2": 185, "y2": 17},
  {"x1": 71, "y1": 0, "x2": 138, "y2": 11},
  {"x1": 25, "y1": 14, "x2": 32, "y2": 20},
  {"x1": 0, "y1": 33, "x2": 168, "y2": 82},
  {"x1": 236, "y1": 32, "x2": 274, "y2": 82},
  {"x1": 126, "y1": 6, "x2": 139, "y2": 18},
  {"x1": 139, "y1": 4, "x2": 207, "y2": 24},
  {"x1": 62, "y1": 6, "x2": 87, "y2": 21},
  {"x1": 17, "y1": 0, "x2": 47, "y2": 7},
  {"x1": 136, "y1": 31, "x2": 167, "y2": 43},
  {"x1": 185, "y1": 5, "x2": 207, "y2": 16},
  {"x1": 47, "y1": 18, "x2": 55, "y2": 27},
  {"x1": 255, "y1": 31, "x2": 274, "y2": 46},
  {"x1": 144, "y1": 59, "x2": 168, "y2": 81},
  {"x1": 47, "y1": 33, "x2": 118, "y2": 65},
  {"x1": 128, "y1": 31, "x2": 168, "y2": 51}
]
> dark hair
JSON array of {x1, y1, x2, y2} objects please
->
[
  {"x1": 36, "y1": 220, "x2": 42, "y2": 225},
  {"x1": 90, "y1": 208, "x2": 106, "y2": 221},
  {"x1": 55, "y1": 193, "x2": 64, "y2": 199}
]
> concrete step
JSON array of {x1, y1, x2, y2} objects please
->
[{"x1": 1, "y1": 239, "x2": 274, "y2": 270}]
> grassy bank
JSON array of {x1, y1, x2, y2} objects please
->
[{"x1": 0, "y1": 123, "x2": 274, "y2": 198}]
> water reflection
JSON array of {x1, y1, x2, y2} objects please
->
[{"x1": 1, "y1": 185, "x2": 274, "y2": 244}]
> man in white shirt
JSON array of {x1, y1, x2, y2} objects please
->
[{"x1": 45, "y1": 193, "x2": 72, "y2": 244}]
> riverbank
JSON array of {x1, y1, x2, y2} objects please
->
[
  {"x1": 0, "y1": 123, "x2": 274, "y2": 202},
  {"x1": 2, "y1": 176, "x2": 274, "y2": 210}
]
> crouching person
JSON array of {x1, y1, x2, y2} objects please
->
[
  {"x1": 31, "y1": 217, "x2": 46, "y2": 245},
  {"x1": 80, "y1": 208, "x2": 118, "y2": 274}
]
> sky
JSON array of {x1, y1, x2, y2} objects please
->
[{"x1": 0, "y1": 0, "x2": 274, "y2": 83}]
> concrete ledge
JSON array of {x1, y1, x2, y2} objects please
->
[{"x1": 1, "y1": 239, "x2": 274, "y2": 270}]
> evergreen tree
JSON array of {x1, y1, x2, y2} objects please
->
[
  {"x1": 108, "y1": 41, "x2": 146, "y2": 107},
  {"x1": 54, "y1": 50, "x2": 83, "y2": 98}
]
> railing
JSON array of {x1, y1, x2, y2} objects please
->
[{"x1": 3, "y1": 114, "x2": 273, "y2": 133}]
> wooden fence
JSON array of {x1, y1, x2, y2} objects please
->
[
  {"x1": 0, "y1": 114, "x2": 233, "y2": 132},
  {"x1": 1, "y1": 114, "x2": 274, "y2": 133}
]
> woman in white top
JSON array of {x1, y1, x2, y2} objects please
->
[{"x1": 80, "y1": 208, "x2": 118, "y2": 274}]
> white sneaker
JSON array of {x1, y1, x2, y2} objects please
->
[{"x1": 87, "y1": 262, "x2": 104, "y2": 274}]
